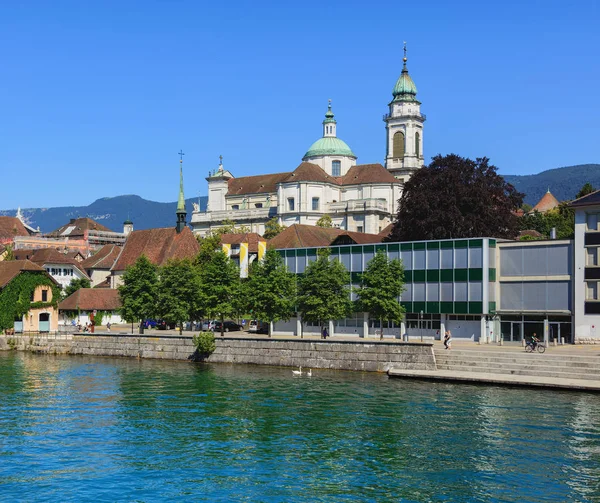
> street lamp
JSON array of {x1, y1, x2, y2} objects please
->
[{"x1": 420, "y1": 310, "x2": 424, "y2": 342}]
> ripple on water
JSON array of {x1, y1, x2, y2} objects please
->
[{"x1": 0, "y1": 353, "x2": 599, "y2": 502}]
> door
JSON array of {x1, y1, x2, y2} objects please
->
[
  {"x1": 549, "y1": 323, "x2": 560, "y2": 343},
  {"x1": 39, "y1": 313, "x2": 50, "y2": 333},
  {"x1": 501, "y1": 321, "x2": 522, "y2": 342}
]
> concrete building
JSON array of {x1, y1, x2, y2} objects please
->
[{"x1": 191, "y1": 53, "x2": 425, "y2": 237}]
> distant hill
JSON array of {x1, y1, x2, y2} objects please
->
[
  {"x1": 1, "y1": 164, "x2": 598, "y2": 231},
  {"x1": 0, "y1": 195, "x2": 207, "y2": 234},
  {"x1": 504, "y1": 164, "x2": 600, "y2": 205}
]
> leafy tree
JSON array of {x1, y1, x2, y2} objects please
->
[
  {"x1": 118, "y1": 255, "x2": 159, "y2": 334},
  {"x1": 263, "y1": 217, "x2": 286, "y2": 239},
  {"x1": 297, "y1": 248, "x2": 352, "y2": 336},
  {"x1": 157, "y1": 258, "x2": 201, "y2": 334},
  {"x1": 2, "y1": 244, "x2": 15, "y2": 261},
  {"x1": 576, "y1": 182, "x2": 596, "y2": 200},
  {"x1": 195, "y1": 231, "x2": 223, "y2": 267},
  {"x1": 246, "y1": 249, "x2": 296, "y2": 336},
  {"x1": 356, "y1": 251, "x2": 405, "y2": 339},
  {"x1": 316, "y1": 214, "x2": 333, "y2": 228},
  {"x1": 198, "y1": 250, "x2": 240, "y2": 337},
  {"x1": 62, "y1": 277, "x2": 91, "y2": 299},
  {"x1": 518, "y1": 203, "x2": 574, "y2": 240},
  {"x1": 387, "y1": 154, "x2": 524, "y2": 241},
  {"x1": 521, "y1": 203, "x2": 533, "y2": 213}
]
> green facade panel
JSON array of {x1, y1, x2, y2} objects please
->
[
  {"x1": 404, "y1": 270, "x2": 413, "y2": 282},
  {"x1": 426, "y1": 301, "x2": 440, "y2": 314},
  {"x1": 489, "y1": 301, "x2": 496, "y2": 314},
  {"x1": 339, "y1": 246, "x2": 351, "y2": 255},
  {"x1": 440, "y1": 269, "x2": 453, "y2": 282},
  {"x1": 413, "y1": 242, "x2": 426, "y2": 250},
  {"x1": 426, "y1": 270, "x2": 440, "y2": 282},
  {"x1": 454, "y1": 268, "x2": 468, "y2": 281},
  {"x1": 413, "y1": 270, "x2": 426, "y2": 282},
  {"x1": 469, "y1": 302, "x2": 483, "y2": 314},
  {"x1": 375, "y1": 244, "x2": 387, "y2": 252},
  {"x1": 401, "y1": 301, "x2": 413, "y2": 312},
  {"x1": 426, "y1": 241, "x2": 440, "y2": 249},
  {"x1": 440, "y1": 302, "x2": 454, "y2": 314},
  {"x1": 469, "y1": 239, "x2": 483, "y2": 248},
  {"x1": 469, "y1": 268, "x2": 483, "y2": 281},
  {"x1": 454, "y1": 301, "x2": 468, "y2": 314},
  {"x1": 454, "y1": 240, "x2": 468, "y2": 248},
  {"x1": 440, "y1": 241, "x2": 453, "y2": 249},
  {"x1": 363, "y1": 245, "x2": 375, "y2": 253},
  {"x1": 489, "y1": 268, "x2": 496, "y2": 282},
  {"x1": 413, "y1": 301, "x2": 426, "y2": 313},
  {"x1": 388, "y1": 244, "x2": 400, "y2": 252},
  {"x1": 401, "y1": 243, "x2": 412, "y2": 251}
]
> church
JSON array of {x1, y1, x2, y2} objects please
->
[{"x1": 191, "y1": 50, "x2": 425, "y2": 237}]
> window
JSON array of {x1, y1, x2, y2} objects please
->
[
  {"x1": 41, "y1": 290, "x2": 48, "y2": 302},
  {"x1": 232, "y1": 205, "x2": 239, "y2": 210},
  {"x1": 255, "y1": 203, "x2": 263, "y2": 208},
  {"x1": 312, "y1": 197, "x2": 320, "y2": 211},
  {"x1": 415, "y1": 132, "x2": 420, "y2": 157},
  {"x1": 587, "y1": 282, "x2": 599, "y2": 300},
  {"x1": 357, "y1": 226, "x2": 364, "y2": 233},
  {"x1": 588, "y1": 213, "x2": 598, "y2": 231},
  {"x1": 393, "y1": 131, "x2": 405, "y2": 158},
  {"x1": 288, "y1": 198, "x2": 295, "y2": 211},
  {"x1": 332, "y1": 160, "x2": 341, "y2": 177},
  {"x1": 588, "y1": 248, "x2": 598, "y2": 266}
]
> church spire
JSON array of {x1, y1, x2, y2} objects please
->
[
  {"x1": 392, "y1": 42, "x2": 418, "y2": 102},
  {"x1": 176, "y1": 150, "x2": 187, "y2": 233},
  {"x1": 323, "y1": 99, "x2": 337, "y2": 138}
]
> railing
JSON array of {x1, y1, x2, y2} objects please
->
[
  {"x1": 327, "y1": 198, "x2": 389, "y2": 213},
  {"x1": 191, "y1": 207, "x2": 275, "y2": 222},
  {"x1": 382, "y1": 112, "x2": 426, "y2": 121}
]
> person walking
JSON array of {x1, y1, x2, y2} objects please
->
[{"x1": 443, "y1": 330, "x2": 452, "y2": 350}]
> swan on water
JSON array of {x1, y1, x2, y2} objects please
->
[{"x1": 292, "y1": 366, "x2": 302, "y2": 376}]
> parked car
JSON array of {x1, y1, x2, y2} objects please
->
[
  {"x1": 202, "y1": 320, "x2": 217, "y2": 331},
  {"x1": 157, "y1": 320, "x2": 176, "y2": 330},
  {"x1": 248, "y1": 320, "x2": 269, "y2": 334},
  {"x1": 213, "y1": 320, "x2": 242, "y2": 333},
  {"x1": 143, "y1": 319, "x2": 158, "y2": 328}
]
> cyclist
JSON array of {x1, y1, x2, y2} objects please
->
[{"x1": 530, "y1": 332, "x2": 540, "y2": 350}]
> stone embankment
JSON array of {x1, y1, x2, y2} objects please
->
[
  {"x1": 0, "y1": 333, "x2": 436, "y2": 373},
  {"x1": 388, "y1": 349, "x2": 600, "y2": 391}
]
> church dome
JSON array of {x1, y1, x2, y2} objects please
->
[{"x1": 303, "y1": 137, "x2": 357, "y2": 159}]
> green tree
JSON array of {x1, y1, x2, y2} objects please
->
[
  {"x1": 263, "y1": 217, "x2": 286, "y2": 239},
  {"x1": 521, "y1": 203, "x2": 533, "y2": 213},
  {"x1": 62, "y1": 277, "x2": 91, "y2": 299},
  {"x1": 316, "y1": 214, "x2": 333, "y2": 228},
  {"x1": 157, "y1": 258, "x2": 201, "y2": 334},
  {"x1": 2, "y1": 244, "x2": 15, "y2": 261},
  {"x1": 198, "y1": 250, "x2": 240, "y2": 337},
  {"x1": 118, "y1": 255, "x2": 159, "y2": 334},
  {"x1": 387, "y1": 154, "x2": 524, "y2": 241},
  {"x1": 246, "y1": 249, "x2": 296, "y2": 336},
  {"x1": 355, "y1": 251, "x2": 405, "y2": 339},
  {"x1": 297, "y1": 248, "x2": 352, "y2": 337},
  {"x1": 518, "y1": 203, "x2": 574, "y2": 240},
  {"x1": 576, "y1": 182, "x2": 596, "y2": 200}
]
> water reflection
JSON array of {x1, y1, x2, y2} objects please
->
[{"x1": 0, "y1": 352, "x2": 599, "y2": 502}]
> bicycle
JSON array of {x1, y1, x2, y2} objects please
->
[{"x1": 525, "y1": 339, "x2": 546, "y2": 353}]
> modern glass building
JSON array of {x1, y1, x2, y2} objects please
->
[{"x1": 273, "y1": 237, "x2": 574, "y2": 343}]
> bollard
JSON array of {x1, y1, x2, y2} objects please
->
[
  {"x1": 560, "y1": 337, "x2": 564, "y2": 345},
  {"x1": 499, "y1": 337, "x2": 503, "y2": 346},
  {"x1": 522, "y1": 338, "x2": 526, "y2": 347}
]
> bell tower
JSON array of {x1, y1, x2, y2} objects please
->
[{"x1": 384, "y1": 43, "x2": 426, "y2": 182}]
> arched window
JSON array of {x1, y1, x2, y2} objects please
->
[
  {"x1": 393, "y1": 131, "x2": 405, "y2": 158},
  {"x1": 415, "y1": 132, "x2": 420, "y2": 158},
  {"x1": 332, "y1": 160, "x2": 341, "y2": 177}
]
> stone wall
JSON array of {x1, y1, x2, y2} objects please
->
[{"x1": 0, "y1": 334, "x2": 436, "y2": 373}]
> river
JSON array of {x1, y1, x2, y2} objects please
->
[{"x1": 0, "y1": 352, "x2": 599, "y2": 502}]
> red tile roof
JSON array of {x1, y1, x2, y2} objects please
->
[
  {"x1": 0, "y1": 260, "x2": 52, "y2": 288},
  {"x1": 228, "y1": 172, "x2": 292, "y2": 196},
  {"x1": 532, "y1": 190, "x2": 560, "y2": 213},
  {"x1": 0, "y1": 217, "x2": 30, "y2": 243},
  {"x1": 341, "y1": 164, "x2": 398, "y2": 185},
  {"x1": 59, "y1": 288, "x2": 121, "y2": 311},
  {"x1": 13, "y1": 248, "x2": 90, "y2": 278},
  {"x1": 112, "y1": 226, "x2": 199, "y2": 271},
  {"x1": 281, "y1": 162, "x2": 339, "y2": 185},
  {"x1": 378, "y1": 223, "x2": 395, "y2": 239},
  {"x1": 81, "y1": 244, "x2": 121, "y2": 270},
  {"x1": 268, "y1": 224, "x2": 382, "y2": 249},
  {"x1": 220, "y1": 233, "x2": 266, "y2": 254},
  {"x1": 46, "y1": 217, "x2": 114, "y2": 237}
]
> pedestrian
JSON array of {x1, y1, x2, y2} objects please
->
[
  {"x1": 106, "y1": 321, "x2": 111, "y2": 332},
  {"x1": 443, "y1": 330, "x2": 452, "y2": 350}
]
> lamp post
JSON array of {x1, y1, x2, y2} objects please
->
[{"x1": 420, "y1": 310, "x2": 424, "y2": 342}]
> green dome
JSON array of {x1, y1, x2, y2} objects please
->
[
  {"x1": 392, "y1": 61, "x2": 418, "y2": 102},
  {"x1": 303, "y1": 137, "x2": 357, "y2": 159}
]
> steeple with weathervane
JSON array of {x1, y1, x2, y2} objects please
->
[
  {"x1": 176, "y1": 150, "x2": 187, "y2": 233},
  {"x1": 384, "y1": 42, "x2": 426, "y2": 181}
]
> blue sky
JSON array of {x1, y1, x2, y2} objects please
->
[{"x1": 1, "y1": 0, "x2": 598, "y2": 209}]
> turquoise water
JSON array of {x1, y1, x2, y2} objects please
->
[{"x1": 0, "y1": 352, "x2": 599, "y2": 502}]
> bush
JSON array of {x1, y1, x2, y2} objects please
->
[{"x1": 193, "y1": 331, "x2": 216, "y2": 356}]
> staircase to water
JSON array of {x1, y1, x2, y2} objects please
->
[{"x1": 434, "y1": 349, "x2": 600, "y2": 381}]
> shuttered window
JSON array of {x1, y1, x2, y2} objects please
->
[{"x1": 393, "y1": 131, "x2": 405, "y2": 158}]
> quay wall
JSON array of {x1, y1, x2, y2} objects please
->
[{"x1": 0, "y1": 334, "x2": 436, "y2": 373}]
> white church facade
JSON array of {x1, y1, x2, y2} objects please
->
[{"x1": 191, "y1": 52, "x2": 425, "y2": 237}]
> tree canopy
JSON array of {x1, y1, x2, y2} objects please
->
[
  {"x1": 263, "y1": 217, "x2": 286, "y2": 239},
  {"x1": 198, "y1": 250, "x2": 240, "y2": 336},
  {"x1": 387, "y1": 154, "x2": 524, "y2": 241},
  {"x1": 246, "y1": 249, "x2": 296, "y2": 336},
  {"x1": 157, "y1": 258, "x2": 201, "y2": 334},
  {"x1": 297, "y1": 248, "x2": 352, "y2": 334},
  {"x1": 356, "y1": 251, "x2": 405, "y2": 339},
  {"x1": 62, "y1": 277, "x2": 91, "y2": 299},
  {"x1": 576, "y1": 182, "x2": 596, "y2": 200},
  {"x1": 118, "y1": 255, "x2": 158, "y2": 333},
  {"x1": 316, "y1": 214, "x2": 333, "y2": 228}
]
